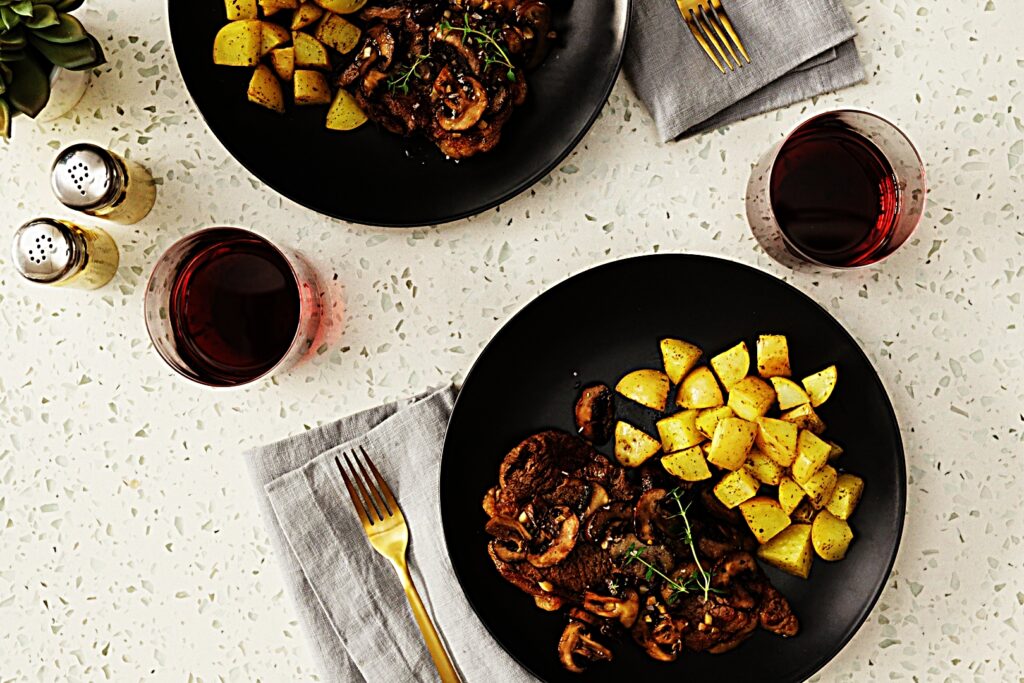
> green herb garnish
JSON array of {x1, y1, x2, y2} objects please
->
[
  {"x1": 439, "y1": 12, "x2": 517, "y2": 82},
  {"x1": 665, "y1": 488, "x2": 724, "y2": 603},
  {"x1": 387, "y1": 52, "x2": 432, "y2": 94}
]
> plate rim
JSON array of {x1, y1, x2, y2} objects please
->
[
  {"x1": 165, "y1": 0, "x2": 632, "y2": 228},
  {"x1": 440, "y1": 252, "x2": 907, "y2": 682}
]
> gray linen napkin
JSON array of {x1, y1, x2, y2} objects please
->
[
  {"x1": 245, "y1": 385, "x2": 535, "y2": 683},
  {"x1": 624, "y1": 0, "x2": 866, "y2": 141}
]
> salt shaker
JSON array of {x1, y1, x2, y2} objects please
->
[
  {"x1": 11, "y1": 218, "x2": 119, "y2": 290},
  {"x1": 51, "y1": 143, "x2": 156, "y2": 225}
]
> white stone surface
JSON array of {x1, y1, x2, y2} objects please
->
[{"x1": 1, "y1": 0, "x2": 1022, "y2": 681}]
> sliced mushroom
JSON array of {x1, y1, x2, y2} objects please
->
[
  {"x1": 558, "y1": 622, "x2": 613, "y2": 674},
  {"x1": 362, "y1": 69, "x2": 388, "y2": 96},
  {"x1": 485, "y1": 515, "x2": 532, "y2": 562},
  {"x1": 527, "y1": 507, "x2": 579, "y2": 568},
  {"x1": 574, "y1": 383, "x2": 614, "y2": 444},
  {"x1": 487, "y1": 541, "x2": 546, "y2": 598},
  {"x1": 367, "y1": 25, "x2": 395, "y2": 70},
  {"x1": 580, "y1": 483, "x2": 609, "y2": 522},
  {"x1": 432, "y1": 67, "x2": 488, "y2": 131},
  {"x1": 534, "y1": 594, "x2": 565, "y2": 611},
  {"x1": 583, "y1": 588, "x2": 639, "y2": 628},
  {"x1": 631, "y1": 614, "x2": 678, "y2": 662},
  {"x1": 481, "y1": 486, "x2": 499, "y2": 517},
  {"x1": 434, "y1": 26, "x2": 482, "y2": 74},
  {"x1": 634, "y1": 488, "x2": 668, "y2": 544},
  {"x1": 583, "y1": 501, "x2": 632, "y2": 545},
  {"x1": 514, "y1": 0, "x2": 553, "y2": 68}
]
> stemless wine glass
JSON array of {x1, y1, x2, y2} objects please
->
[
  {"x1": 145, "y1": 227, "x2": 321, "y2": 387},
  {"x1": 746, "y1": 110, "x2": 927, "y2": 269}
]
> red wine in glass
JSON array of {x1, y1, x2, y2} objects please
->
[
  {"x1": 146, "y1": 228, "x2": 320, "y2": 387},
  {"x1": 749, "y1": 110, "x2": 926, "y2": 269}
]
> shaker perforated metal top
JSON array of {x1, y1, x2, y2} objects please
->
[
  {"x1": 50, "y1": 143, "x2": 123, "y2": 211},
  {"x1": 11, "y1": 219, "x2": 83, "y2": 284}
]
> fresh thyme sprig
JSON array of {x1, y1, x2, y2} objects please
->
[
  {"x1": 387, "y1": 52, "x2": 432, "y2": 94},
  {"x1": 622, "y1": 543, "x2": 692, "y2": 604},
  {"x1": 438, "y1": 12, "x2": 517, "y2": 82},
  {"x1": 665, "y1": 488, "x2": 724, "y2": 603}
]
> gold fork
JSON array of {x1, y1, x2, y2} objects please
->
[
  {"x1": 336, "y1": 446, "x2": 462, "y2": 683},
  {"x1": 676, "y1": 0, "x2": 751, "y2": 74}
]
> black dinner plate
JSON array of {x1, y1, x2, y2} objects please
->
[
  {"x1": 440, "y1": 254, "x2": 906, "y2": 682},
  {"x1": 167, "y1": 0, "x2": 629, "y2": 227}
]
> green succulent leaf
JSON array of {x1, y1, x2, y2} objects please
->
[
  {"x1": 0, "y1": 75, "x2": 5, "y2": 95},
  {"x1": 10, "y1": 0, "x2": 33, "y2": 16},
  {"x1": 0, "y1": 97, "x2": 12, "y2": 140},
  {"x1": 0, "y1": 47, "x2": 25, "y2": 61},
  {"x1": 55, "y1": 0, "x2": 83, "y2": 10},
  {"x1": 27, "y1": 12, "x2": 86, "y2": 43},
  {"x1": 0, "y1": 6, "x2": 22, "y2": 30},
  {"x1": 6, "y1": 53, "x2": 48, "y2": 117},
  {"x1": 0, "y1": 28, "x2": 25, "y2": 48},
  {"x1": 24, "y1": 4, "x2": 58, "y2": 29},
  {"x1": 29, "y1": 33, "x2": 100, "y2": 69},
  {"x1": 0, "y1": 62, "x2": 12, "y2": 82}
]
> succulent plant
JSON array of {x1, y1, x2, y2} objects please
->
[{"x1": 0, "y1": 0, "x2": 106, "y2": 139}]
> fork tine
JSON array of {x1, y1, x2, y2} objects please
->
[
  {"x1": 360, "y1": 445, "x2": 401, "y2": 516},
  {"x1": 692, "y1": 9, "x2": 734, "y2": 71},
  {"x1": 700, "y1": 4, "x2": 740, "y2": 68},
  {"x1": 336, "y1": 455, "x2": 373, "y2": 528},
  {"x1": 680, "y1": 9, "x2": 725, "y2": 73},
  {"x1": 354, "y1": 448, "x2": 392, "y2": 518},
  {"x1": 345, "y1": 451, "x2": 384, "y2": 522},
  {"x1": 710, "y1": 0, "x2": 750, "y2": 63}
]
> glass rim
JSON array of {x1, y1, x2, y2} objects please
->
[
  {"x1": 766, "y1": 108, "x2": 928, "y2": 270},
  {"x1": 143, "y1": 226, "x2": 307, "y2": 389}
]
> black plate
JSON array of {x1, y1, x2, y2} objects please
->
[
  {"x1": 440, "y1": 254, "x2": 906, "y2": 682},
  {"x1": 167, "y1": 0, "x2": 628, "y2": 227}
]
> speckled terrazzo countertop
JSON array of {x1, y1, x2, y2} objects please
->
[{"x1": 1, "y1": 0, "x2": 1022, "y2": 680}]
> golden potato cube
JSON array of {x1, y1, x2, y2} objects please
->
[
  {"x1": 616, "y1": 368, "x2": 670, "y2": 411},
  {"x1": 811, "y1": 509, "x2": 854, "y2": 560},
  {"x1": 291, "y1": 1, "x2": 324, "y2": 29},
  {"x1": 247, "y1": 64, "x2": 285, "y2": 113},
  {"x1": 213, "y1": 20, "x2": 263, "y2": 67},
  {"x1": 754, "y1": 417, "x2": 798, "y2": 467},
  {"x1": 710, "y1": 341, "x2": 749, "y2": 391},
  {"x1": 325, "y1": 87, "x2": 367, "y2": 130},
  {"x1": 293, "y1": 31, "x2": 330, "y2": 69},
  {"x1": 260, "y1": 22, "x2": 290, "y2": 55},
  {"x1": 739, "y1": 496, "x2": 791, "y2": 543},
  {"x1": 744, "y1": 449, "x2": 785, "y2": 486},
  {"x1": 656, "y1": 410, "x2": 704, "y2": 453},
  {"x1": 792, "y1": 430, "x2": 831, "y2": 484},
  {"x1": 827, "y1": 441, "x2": 844, "y2": 460},
  {"x1": 660, "y1": 338, "x2": 702, "y2": 384},
  {"x1": 314, "y1": 0, "x2": 368, "y2": 14},
  {"x1": 614, "y1": 421, "x2": 660, "y2": 468},
  {"x1": 756, "y1": 334, "x2": 791, "y2": 377},
  {"x1": 778, "y1": 476, "x2": 806, "y2": 515},
  {"x1": 225, "y1": 0, "x2": 258, "y2": 20},
  {"x1": 315, "y1": 13, "x2": 361, "y2": 54},
  {"x1": 798, "y1": 464, "x2": 838, "y2": 509},
  {"x1": 677, "y1": 366, "x2": 723, "y2": 409},
  {"x1": 294, "y1": 69, "x2": 331, "y2": 104},
  {"x1": 713, "y1": 468, "x2": 760, "y2": 509},
  {"x1": 769, "y1": 376, "x2": 810, "y2": 411},
  {"x1": 780, "y1": 403, "x2": 826, "y2": 434},
  {"x1": 802, "y1": 365, "x2": 837, "y2": 407},
  {"x1": 661, "y1": 445, "x2": 712, "y2": 482},
  {"x1": 259, "y1": 0, "x2": 299, "y2": 16},
  {"x1": 727, "y1": 376, "x2": 776, "y2": 421},
  {"x1": 707, "y1": 417, "x2": 757, "y2": 471},
  {"x1": 757, "y1": 523, "x2": 813, "y2": 579},
  {"x1": 825, "y1": 473, "x2": 864, "y2": 520},
  {"x1": 270, "y1": 47, "x2": 294, "y2": 81},
  {"x1": 695, "y1": 405, "x2": 734, "y2": 439}
]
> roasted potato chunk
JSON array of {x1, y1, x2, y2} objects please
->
[
  {"x1": 661, "y1": 445, "x2": 712, "y2": 482},
  {"x1": 294, "y1": 69, "x2": 331, "y2": 104},
  {"x1": 778, "y1": 476, "x2": 806, "y2": 515},
  {"x1": 270, "y1": 46, "x2": 295, "y2": 80},
  {"x1": 659, "y1": 338, "x2": 702, "y2": 384},
  {"x1": 616, "y1": 369, "x2": 671, "y2": 411},
  {"x1": 614, "y1": 421, "x2": 661, "y2": 468},
  {"x1": 811, "y1": 509, "x2": 854, "y2": 560},
  {"x1": 655, "y1": 410, "x2": 704, "y2": 453},
  {"x1": 791, "y1": 430, "x2": 831, "y2": 484},
  {"x1": 727, "y1": 376, "x2": 776, "y2": 421},
  {"x1": 695, "y1": 405, "x2": 734, "y2": 439},
  {"x1": 780, "y1": 403, "x2": 826, "y2": 435},
  {"x1": 710, "y1": 341, "x2": 749, "y2": 391},
  {"x1": 825, "y1": 473, "x2": 864, "y2": 520},
  {"x1": 247, "y1": 64, "x2": 285, "y2": 112},
  {"x1": 739, "y1": 496, "x2": 791, "y2": 543},
  {"x1": 326, "y1": 88, "x2": 367, "y2": 130},
  {"x1": 744, "y1": 449, "x2": 785, "y2": 486},
  {"x1": 713, "y1": 468, "x2": 760, "y2": 509},
  {"x1": 756, "y1": 334, "x2": 791, "y2": 377},
  {"x1": 314, "y1": 0, "x2": 368, "y2": 13},
  {"x1": 677, "y1": 366, "x2": 723, "y2": 409},
  {"x1": 260, "y1": 21, "x2": 290, "y2": 55},
  {"x1": 213, "y1": 20, "x2": 263, "y2": 67},
  {"x1": 707, "y1": 417, "x2": 756, "y2": 471},
  {"x1": 291, "y1": 1, "x2": 323, "y2": 29},
  {"x1": 757, "y1": 523, "x2": 813, "y2": 578},
  {"x1": 798, "y1": 464, "x2": 838, "y2": 509},
  {"x1": 293, "y1": 31, "x2": 329, "y2": 69},
  {"x1": 755, "y1": 417, "x2": 798, "y2": 467},
  {"x1": 225, "y1": 0, "x2": 258, "y2": 20},
  {"x1": 802, "y1": 365, "x2": 837, "y2": 407},
  {"x1": 769, "y1": 376, "x2": 810, "y2": 411},
  {"x1": 315, "y1": 13, "x2": 361, "y2": 54}
]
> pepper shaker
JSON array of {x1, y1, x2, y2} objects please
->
[
  {"x1": 51, "y1": 143, "x2": 156, "y2": 225},
  {"x1": 11, "y1": 218, "x2": 119, "y2": 290}
]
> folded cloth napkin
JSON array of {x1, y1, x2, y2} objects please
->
[
  {"x1": 624, "y1": 0, "x2": 866, "y2": 141},
  {"x1": 245, "y1": 385, "x2": 535, "y2": 683}
]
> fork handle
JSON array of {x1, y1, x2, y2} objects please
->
[{"x1": 394, "y1": 562, "x2": 462, "y2": 683}]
